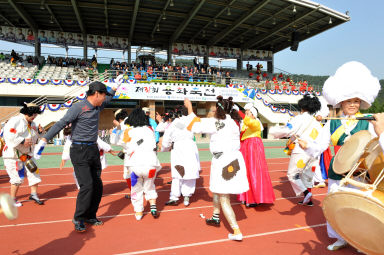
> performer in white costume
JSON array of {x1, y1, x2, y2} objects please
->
[
  {"x1": 2, "y1": 103, "x2": 44, "y2": 206},
  {"x1": 110, "y1": 109, "x2": 131, "y2": 198},
  {"x1": 298, "y1": 61, "x2": 380, "y2": 251},
  {"x1": 121, "y1": 109, "x2": 161, "y2": 220},
  {"x1": 269, "y1": 95, "x2": 322, "y2": 206},
  {"x1": 161, "y1": 107, "x2": 200, "y2": 207},
  {"x1": 184, "y1": 96, "x2": 249, "y2": 241}
]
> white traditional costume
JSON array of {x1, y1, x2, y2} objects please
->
[
  {"x1": 302, "y1": 61, "x2": 380, "y2": 251},
  {"x1": 161, "y1": 116, "x2": 200, "y2": 205},
  {"x1": 269, "y1": 111, "x2": 322, "y2": 197},
  {"x1": 121, "y1": 126, "x2": 161, "y2": 214},
  {"x1": 3, "y1": 114, "x2": 41, "y2": 187},
  {"x1": 184, "y1": 109, "x2": 249, "y2": 241}
]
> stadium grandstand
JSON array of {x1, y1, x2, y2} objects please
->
[{"x1": 0, "y1": 0, "x2": 349, "y2": 140}]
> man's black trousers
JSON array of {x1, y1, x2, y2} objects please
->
[{"x1": 70, "y1": 143, "x2": 103, "y2": 221}]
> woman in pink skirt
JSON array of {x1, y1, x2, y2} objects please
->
[{"x1": 238, "y1": 103, "x2": 275, "y2": 206}]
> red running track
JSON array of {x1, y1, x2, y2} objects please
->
[{"x1": 0, "y1": 158, "x2": 360, "y2": 255}]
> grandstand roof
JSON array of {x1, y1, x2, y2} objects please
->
[{"x1": 0, "y1": 0, "x2": 350, "y2": 53}]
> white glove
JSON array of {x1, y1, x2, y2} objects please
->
[{"x1": 34, "y1": 139, "x2": 47, "y2": 160}]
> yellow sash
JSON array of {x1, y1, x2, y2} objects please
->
[{"x1": 330, "y1": 112, "x2": 363, "y2": 146}]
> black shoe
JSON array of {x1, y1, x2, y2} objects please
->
[
  {"x1": 246, "y1": 203, "x2": 258, "y2": 208},
  {"x1": 84, "y1": 218, "x2": 103, "y2": 226},
  {"x1": 29, "y1": 195, "x2": 44, "y2": 205},
  {"x1": 72, "y1": 219, "x2": 86, "y2": 232},
  {"x1": 298, "y1": 200, "x2": 314, "y2": 207},
  {"x1": 150, "y1": 205, "x2": 159, "y2": 218},
  {"x1": 125, "y1": 194, "x2": 131, "y2": 199},
  {"x1": 151, "y1": 210, "x2": 159, "y2": 218},
  {"x1": 167, "y1": 180, "x2": 172, "y2": 184},
  {"x1": 165, "y1": 200, "x2": 178, "y2": 206},
  {"x1": 206, "y1": 218, "x2": 220, "y2": 227}
]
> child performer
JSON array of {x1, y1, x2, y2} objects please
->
[
  {"x1": 269, "y1": 94, "x2": 322, "y2": 206},
  {"x1": 298, "y1": 61, "x2": 380, "y2": 251},
  {"x1": 121, "y1": 109, "x2": 161, "y2": 220},
  {"x1": 238, "y1": 102, "x2": 275, "y2": 206},
  {"x1": 160, "y1": 107, "x2": 200, "y2": 207},
  {"x1": 184, "y1": 96, "x2": 249, "y2": 241}
]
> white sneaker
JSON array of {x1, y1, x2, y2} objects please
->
[
  {"x1": 135, "y1": 213, "x2": 143, "y2": 221},
  {"x1": 327, "y1": 239, "x2": 347, "y2": 251},
  {"x1": 303, "y1": 192, "x2": 312, "y2": 204},
  {"x1": 14, "y1": 200, "x2": 22, "y2": 207},
  {"x1": 228, "y1": 233, "x2": 243, "y2": 241},
  {"x1": 183, "y1": 196, "x2": 190, "y2": 206}
]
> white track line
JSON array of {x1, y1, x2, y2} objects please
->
[
  {"x1": 0, "y1": 193, "x2": 327, "y2": 229},
  {"x1": 116, "y1": 223, "x2": 327, "y2": 255}
]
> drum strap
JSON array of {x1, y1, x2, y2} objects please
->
[{"x1": 331, "y1": 113, "x2": 364, "y2": 145}]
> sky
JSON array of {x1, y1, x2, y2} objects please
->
[
  {"x1": 275, "y1": 0, "x2": 384, "y2": 79},
  {"x1": 0, "y1": 0, "x2": 383, "y2": 79}
]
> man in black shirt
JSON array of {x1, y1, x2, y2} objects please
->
[{"x1": 35, "y1": 76, "x2": 123, "y2": 232}]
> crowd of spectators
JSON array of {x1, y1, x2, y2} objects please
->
[
  {"x1": 1, "y1": 49, "x2": 44, "y2": 68},
  {"x1": 105, "y1": 57, "x2": 234, "y2": 84}
]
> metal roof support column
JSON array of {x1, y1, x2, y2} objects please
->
[
  {"x1": 34, "y1": 30, "x2": 41, "y2": 57},
  {"x1": 203, "y1": 47, "x2": 209, "y2": 65},
  {"x1": 167, "y1": 43, "x2": 172, "y2": 65},
  {"x1": 128, "y1": 42, "x2": 132, "y2": 64},
  {"x1": 236, "y1": 50, "x2": 243, "y2": 71},
  {"x1": 267, "y1": 54, "x2": 274, "y2": 73},
  {"x1": 83, "y1": 33, "x2": 88, "y2": 60}
]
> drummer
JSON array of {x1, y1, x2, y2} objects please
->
[
  {"x1": 2, "y1": 103, "x2": 45, "y2": 207},
  {"x1": 298, "y1": 61, "x2": 381, "y2": 251},
  {"x1": 372, "y1": 113, "x2": 384, "y2": 151}
]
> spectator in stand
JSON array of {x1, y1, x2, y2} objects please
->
[
  {"x1": 91, "y1": 55, "x2": 97, "y2": 69},
  {"x1": 88, "y1": 35, "x2": 96, "y2": 47},
  {"x1": 11, "y1": 49, "x2": 18, "y2": 61},
  {"x1": 76, "y1": 34, "x2": 83, "y2": 45},
  {"x1": 256, "y1": 74, "x2": 261, "y2": 82},
  {"x1": 6, "y1": 27, "x2": 15, "y2": 41},
  {"x1": 246, "y1": 62, "x2": 250, "y2": 71},
  {"x1": 16, "y1": 28, "x2": 25, "y2": 41},
  {"x1": 0, "y1": 52, "x2": 5, "y2": 61},
  {"x1": 38, "y1": 31, "x2": 48, "y2": 43},
  {"x1": 57, "y1": 32, "x2": 66, "y2": 45},
  {"x1": 134, "y1": 72, "x2": 142, "y2": 80},
  {"x1": 278, "y1": 73, "x2": 283, "y2": 80},
  {"x1": 104, "y1": 37, "x2": 112, "y2": 48},
  {"x1": 48, "y1": 31, "x2": 56, "y2": 44},
  {"x1": 248, "y1": 72, "x2": 254, "y2": 79},
  {"x1": 67, "y1": 33, "x2": 75, "y2": 45},
  {"x1": 262, "y1": 72, "x2": 268, "y2": 80},
  {"x1": 26, "y1": 30, "x2": 34, "y2": 41},
  {"x1": 97, "y1": 36, "x2": 103, "y2": 48},
  {"x1": 110, "y1": 58, "x2": 115, "y2": 69},
  {"x1": 112, "y1": 37, "x2": 121, "y2": 49},
  {"x1": 0, "y1": 27, "x2": 5, "y2": 40}
]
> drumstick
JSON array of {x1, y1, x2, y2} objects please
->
[{"x1": 323, "y1": 116, "x2": 376, "y2": 121}]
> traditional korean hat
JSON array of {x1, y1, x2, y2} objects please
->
[{"x1": 322, "y1": 61, "x2": 380, "y2": 109}]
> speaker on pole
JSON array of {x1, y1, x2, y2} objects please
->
[{"x1": 290, "y1": 31, "x2": 300, "y2": 51}]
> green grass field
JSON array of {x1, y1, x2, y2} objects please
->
[{"x1": 0, "y1": 141, "x2": 288, "y2": 170}]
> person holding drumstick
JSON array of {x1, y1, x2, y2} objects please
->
[
  {"x1": 2, "y1": 103, "x2": 45, "y2": 207},
  {"x1": 371, "y1": 113, "x2": 384, "y2": 151},
  {"x1": 298, "y1": 61, "x2": 380, "y2": 251}
]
